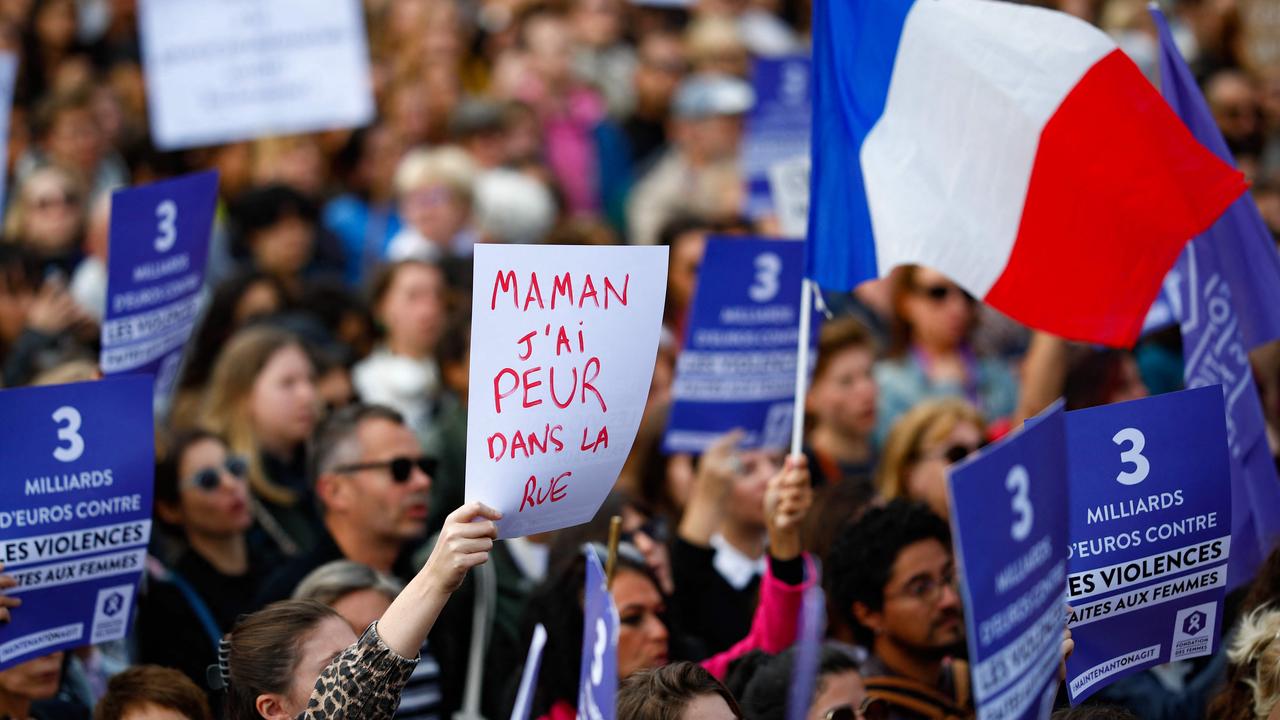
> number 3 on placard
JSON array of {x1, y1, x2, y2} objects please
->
[
  {"x1": 154, "y1": 199, "x2": 178, "y2": 252},
  {"x1": 1006, "y1": 464, "x2": 1032, "y2": 541},
  {"x1": 1113, "y1": 427, "x2": 1149, "y2": 486},
  {"x1": 52, "y1": 406, "x2": 84, "y2": 462},
  {"x1": 749, "y1": 252, "x2": 782, "y2": 303}
]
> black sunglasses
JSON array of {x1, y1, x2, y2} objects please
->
[
  {"x1": 334, "y1": 456, "x2": 437, "y2": 483},
  {"x1": 943, "y1": 443, "x2": 983, "y2": 465},
  {"x1": 184, "y1": 456, "x2": 249, "y2": 491},
  {"x1": 825, "y1": 698, "x2": 890, "y2": 720},
  {"x1": 917, "y1": 283, "x2": 975, "y2": 304}
]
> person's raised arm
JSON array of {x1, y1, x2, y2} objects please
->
[
  {"x1": 1012, "y1": 331, "x2": 1069, "y2": 426},
  {"x1": 677, "y1": 430, "x2": 743, "y2": 548},
  {"x1": 377, "y1": 501, "x2": 501, "y2": 658},
  {"x1": 765, "y1": 454, "x2": 812, "y2": 565},
  {"x1": 700, "y1": 454, "x2": 815, "y2": 678}
]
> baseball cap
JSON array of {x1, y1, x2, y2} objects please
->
[{"x1": 672, "y1": 73, "x2": 756, "y2": 119}]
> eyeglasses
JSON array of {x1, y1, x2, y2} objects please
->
[
  {"x1": 404, "y1": 187, "x2": 453, "y2": 209},
  {"x1": 824, "y1": 698, "x2": 890, "y2": 720},
  {"x1": 941, "y1": 442, "x2": 983, "y2": 464},
  {"x1": 333, "y1": 456, "x2": 437, "y2": 483},
  {"x1": 889, "y1": 569, "x2": 957, "y2": 605},
  {"x1": 915, "y1": 283, "x2": 974, "y2": 304},
  {"x1": 183, "y1": 456, "x2": 249, "y2": 491},
  {"x1": 914, "y1": 441, "x2": 985, "y2": 466},
  {"x1": 29, "y1": 191, "x2": 79, "y2": 211}
]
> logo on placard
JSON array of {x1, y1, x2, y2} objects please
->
[
  {"x1": 102, "y1": 592, "x2": 124, "y2": 617},
  {"x1": 1182, "y1": 610, "x2": 1207, "y2": 636},
  {"x1": 1171, "y1": 602, "x2": 1217, "y2": 661},
  {"x1": 91, "y1": 585, "x2": 136, "y2": 643}
]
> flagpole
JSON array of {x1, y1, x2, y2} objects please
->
[{"x1": 790, "y1": 278, "x2": 814, "y2": 457}]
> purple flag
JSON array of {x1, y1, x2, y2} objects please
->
[
  {"x1": 1152, "y1": 7, "x2": 1280, "y2": 587},
  {"x1": 787, "y1": 582, "x2": 826, "y2": 720}
]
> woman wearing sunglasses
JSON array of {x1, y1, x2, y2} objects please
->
[
  {"x1": 136, "y1": 429, "x2": 266, "y2": 694},
  {"x1": 874, "y1": 265, "x2": 1016, "y2": 443},
  {"x1": 875, "y1": 399, "x2": 986, "y2": 520}
]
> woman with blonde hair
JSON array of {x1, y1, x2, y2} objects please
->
[
  {"x1": 385, "y1": 145, "x2": 479, "y2": 262},
  {"x1": 4, "y1": 164, "x2": 87, "y2": 266},
  {"x1": 1210, "y1": 606, "x2": 1280, "y2": 720},
  {"x1": 202, "y1": 325, "x2": 320, "y2": 558},
  {"x1": 874, "y1": 397, "x2": 984, "y2": 519}
]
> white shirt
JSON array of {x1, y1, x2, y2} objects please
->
[
  {"x1": 709, "y1": 533, "x2": 767, "y2": 591},
  {"x1": 505, "y1": 536, "x2": 551, "y2": 583}
]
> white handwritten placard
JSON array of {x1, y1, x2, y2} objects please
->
[
  {"x1": 138, "y1": 0, "x2": 374, "y2": 150},
  {"x1": 465, "y1": 245, "x2": 668, "y2": 538}
]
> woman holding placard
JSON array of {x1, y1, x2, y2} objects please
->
[
  {"x1": 202, "y1": 326, "x2": 321, "y2": 558},
  {"x1": 216, "y1": 501, "x2": 499, "y2": 720}
]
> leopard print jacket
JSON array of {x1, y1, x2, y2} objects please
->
[{"x1": 298, "y1": 621, "x2": 419, "y2": 720}]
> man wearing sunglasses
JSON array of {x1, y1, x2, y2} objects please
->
[
  {"x1": 255, "y1": 403, "x2": 437, "y2": 606},
  {"x1": 254, "y1": 403, "x2": 446, "y2": 719},
  {"x1": 828, "y1": 500, "x2": 972, "y2": 720}
]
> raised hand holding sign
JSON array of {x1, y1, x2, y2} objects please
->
[{"x1": 465, "y1": 245, "x2": 667, "y2": 538}]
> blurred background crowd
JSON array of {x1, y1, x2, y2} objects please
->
[{"x1": 1, "y1": 0, "x2": 1280, "y2": 719}]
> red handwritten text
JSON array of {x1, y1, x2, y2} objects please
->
[
  {"x1": 519, "y1": 471, "x2": 571, "y2": 512},
  {"x1": 487, "y1": 424, "x2": 565, "y2": 461},
  {"x1": 493, "y1": 358, "x2": 605, "y2": 414},
  {"x1": 491, "y1": 271, "x2": 629, "y2": 311}
]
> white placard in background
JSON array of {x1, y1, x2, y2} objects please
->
[
  {"x1": 769, "y1": 155, "x2": 810, "y2": 239},
  {"x1": 465, "y1": 245, "x2": 668, "y2": 538},
  {"x1": 138, "y1": 0, "x2": 374, "y2": 150}
]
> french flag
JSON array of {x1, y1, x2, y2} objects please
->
[{"x1": 806, "y1": 0, "x2": 1246, "y2": 347}]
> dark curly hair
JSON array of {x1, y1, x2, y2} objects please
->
[{"x1": 826, "y1": 499, "x2": 951, "y2": 646}]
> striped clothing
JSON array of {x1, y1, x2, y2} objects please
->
[{"x1": 396, "y1": 641, "x2": 443, "y2": 719}]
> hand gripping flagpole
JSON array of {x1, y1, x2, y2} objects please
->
[{"x1": 790, "y1": 278, "x2": 815, "y2": 457}]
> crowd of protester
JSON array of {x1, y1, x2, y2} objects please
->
[{"x1": 1, "y1": 0, "x2": 1280, "y2": 718}]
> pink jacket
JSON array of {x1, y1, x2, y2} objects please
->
[{"x1": 537, "y1": 554, "x2": 814, "y2": 720}]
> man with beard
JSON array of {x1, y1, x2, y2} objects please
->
[
  {"x1": 255, "y1": 403, "x2": 444, "y2": 718},
  {"x1": 828, "y1": 499, "x2": 972, "y2": 719}
]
